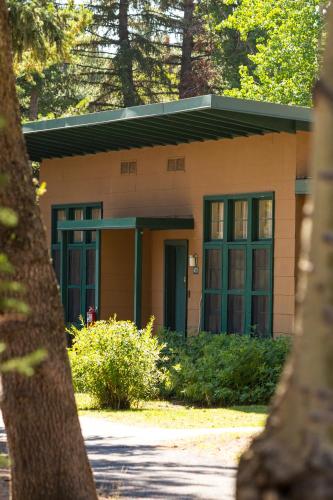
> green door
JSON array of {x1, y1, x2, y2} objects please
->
[{"x1": 164, "y1": 240, "x2": 188, "y2": 334}]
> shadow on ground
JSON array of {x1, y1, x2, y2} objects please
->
[{"x1": 85, "y1": 434, "x2": 236, "y2": 499}]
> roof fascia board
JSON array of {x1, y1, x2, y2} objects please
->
[
  {"x1": 211, "y1": 94, "x2": 311, "y2": 123},
  {"x1": 23, "y1": 95, "x2": 213, "y2": 135}
]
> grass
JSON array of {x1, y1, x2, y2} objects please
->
[
  {"x1": 76, "y1": 393, "x2": 267, "y2": 429},
  {"x1": 170, "y1": 429, "x2": 262, "y2": 462}
]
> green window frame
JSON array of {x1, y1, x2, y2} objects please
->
[
  {"x1": 51, "y1": 202, "x2": 102, "y2": 324},
  {"x1": 203, "y1": 193, "x2": 274, "y2": 337}
]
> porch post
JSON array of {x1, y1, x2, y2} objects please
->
[{"x1": 134, "y1": 228, "x2": 143, "y2": 328}]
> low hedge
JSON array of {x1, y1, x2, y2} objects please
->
[{"x1": 158, "y1": 330, "x2": 291, "y2": 406}]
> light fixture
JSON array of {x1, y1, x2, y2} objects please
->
[{"x1": 189, "y1": 253, "x2": 199, "y2": 274}]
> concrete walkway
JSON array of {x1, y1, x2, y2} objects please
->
[
  {"x1": 80, "y1": 416, "x2": 261, "y2": 499},
  {"x1": 0, "y1": 415, "x2": 261, "y2": 499}
]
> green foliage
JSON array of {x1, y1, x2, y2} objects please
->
[
  {"x1": 223, "y1": 0, "x2": 326, "y2": 105},
  {"x1": 0, "y1": 170, "x2": 45, "y2": 376},
  {"x1": 158, "y1": 331, "x2": 290, "y2": 406},
  {"x1": 69, "y1": 318, "x2": 162, "y2": 409},
  {"x1": 1, "y1": 347, "x2": 47, "y2": 376}
]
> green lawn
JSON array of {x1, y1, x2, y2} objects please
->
[{"x1": 76, "y1": 393, "x2": 267, "y2": 429}]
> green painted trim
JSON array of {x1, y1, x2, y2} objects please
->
[
  {"x1": 24, "y1": 95, "x2": 310, "y2": 134},
  {"x1": 23, "y1": 94, "x2": 311, "y2": 161},
  {"x1": 51, "y1": 202, "x2": 102, "y2": 324},
  {"x1": 134, "y1": 229, "x2": 143, "y2": 328},
  {"x1": 295, "y1": 178, "x2": 311, "y2": 195},
  {"x1": 202, "y1": 192, "x2": 274, "y2": 336},
  {"x1": 57, "y1": 216, "x2": 194, "y2": 231}
]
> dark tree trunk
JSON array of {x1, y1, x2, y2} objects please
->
[
  {"x1": 237, "y1": 5, "x2": 333, "y2": 500},
  {"x1": 0, "y1": 2, "x2": 97, "y2": 499},
  {"x1": 179, "y1": 0, "x2": 195, "y2": 99},
  {"x1": 118, "y1": 0, "x2": 141, "y2": 107},
  {"x1": 28, "y1": 85, "x2": 39, "y2": 121}
]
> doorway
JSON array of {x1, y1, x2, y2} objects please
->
[{"x1": 164, "y1": 240, "x2": 188, "y2": 334}]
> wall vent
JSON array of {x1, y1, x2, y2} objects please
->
[
  {"x1": 167, "y1": 157, "x2": 185, "y2": 172},
  {"x1": 121, "y1": 160, "x2": 137, "y2": 175}
]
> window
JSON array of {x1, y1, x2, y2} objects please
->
[
  {"x1": 51, "y1": 203, "x2": 102, "y2": 324},
  {"x1": 121, "y1": 160, "x2": 137, "y2": 175},
  {"x1": 167, "y1": 157, "x2": 185, "y2": 172},
  {"x1": 203, "y1": 193, "x2": 273, "y2": 336}
]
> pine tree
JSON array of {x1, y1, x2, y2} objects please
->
[{"x1": 76, "y1": 0, "x2": 177, "y2": 109}]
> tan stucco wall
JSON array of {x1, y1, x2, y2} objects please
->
[
  {"x1": 40, "y1": 131, "x2": 311, "y2": 336},
  {"x1": 296, "y1": 131, "x2": 311, "y2": 179}
]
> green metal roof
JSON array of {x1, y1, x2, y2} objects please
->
[
  {"x1": 57, "y1": 216, "x2": 194, "y2": 231},
  {"x1": 23, "y1": 94, "x2": 312, "y2": 162}
]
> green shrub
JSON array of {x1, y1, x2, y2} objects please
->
[
  {"x1": 69, "y1": 318, "x2": 162, "y2": 409},
  {"x1": 158, "y1": 331, "x2": 291, "y2": 406}
]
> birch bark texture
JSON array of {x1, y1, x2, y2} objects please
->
[
  {"x1": 237, "y1": 5, "x2": 333, "y2": 500},
  {"x1": 0, "y1": 1, "x2": 97, "y2": 499}
]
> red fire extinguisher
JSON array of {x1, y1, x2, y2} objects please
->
[{"x1": 87, "y1": 306, "x2": 96, "y2": 326}]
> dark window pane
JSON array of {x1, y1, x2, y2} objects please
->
[
  {"x1": 69, "y1": 249, "x2": 81, "y2": 285},
  {"x1": 68, "y1": 288, "x2": 81, "y2": 323},
  {"x1": 56, "y1": 209, "x2": 66, "y2": 244},
  {"x1": 86, "y1": 249, "x2": 96, "y2": 285},
  {"x1": 204, "y1": 294, "x2": 221, "y2": 333},
  {"x1": 227, "y1": 295, "x2": 244, "y2": 333},
  {"x1": 228, "y1": 249, "x2": 245, "y2": 289},
  {"x1": 258, "y1": 199, "x2": 273, "y2": 239},
  {"x1": 86, "y1": 289, "x2": 95, "y2": 310},
  {"x1": 210, "y1": 202, "x2": 224, "y2": 240},
  {"x1": 233, "y1": 201, "x2": 248, "y2": 239},
  {"x1": 52, "y1": 249, "x2": 60, "y2": 283},
  {"x1": 205, "y1": 249, "x2": 221, "y2": 289},
  {"x1": 89, "y1": 208, "x2": 101, "y2": 242},
  {"x1": 252, "y1": 296, "x2": 270, "y2": 336},
  {"x1": 253, "y1": 249, "x2": 270, "y2": 291},
  {"x1": 73, "y1": 208, "x2": 84, "y2": 242},
  {"x1": 91, "y1": 207, "x2": 101, "y2": 219}
]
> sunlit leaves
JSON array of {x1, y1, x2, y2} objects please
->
[
  {"x1": 1, "y1": 348, "x2": 47, "y2": 377},
  {"x1": 223, "y1": 0, "x2": 325, "y2": 105},
  {"x1": 0, "y1": 207, "x2": 18, "y2": 227}
]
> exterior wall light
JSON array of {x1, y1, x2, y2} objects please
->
[{"x1": 189, "y1": 253, "x2": 199, "y2": 274}]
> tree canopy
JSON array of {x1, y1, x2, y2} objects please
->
[
  {"x1": 223, "y1": 0, "x2": 325, "y2": 105},
  {"x1": 9, "y1": 0, "x2": 326, "y2": 120}
]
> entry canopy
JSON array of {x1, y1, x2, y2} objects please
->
[
  {"x1": 23, "y1": 94, "x2": 312, "y2": 162},
  {"x1": 57, "y1": 216, "x2": 194, "y2": 231}
]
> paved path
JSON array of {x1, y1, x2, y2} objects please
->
[
  {"x1": 80, "y1": 417, "x2": 261, "y2": 499},
  {"x1": 0, "y1": 415, "x2": 261, "y2": 499}
]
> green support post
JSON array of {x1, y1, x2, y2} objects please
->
[{"x1": 134, "y1": 229, "x2": 143, "y2": 328}]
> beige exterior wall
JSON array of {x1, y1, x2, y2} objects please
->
[{"x1": 40, "y1": 131, "x2": 311, "y2": 336}]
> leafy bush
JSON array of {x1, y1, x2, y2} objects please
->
[
  {"x1": 69, "y1": 318, "x2": 162, "y2": 409},
  {"x1": 158, "y1": 331, "x2": 291, "y2": 406}
]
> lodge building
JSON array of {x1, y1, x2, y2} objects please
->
[{"x1": 23, "y1": 95, "x2": 312, "y2": 337}]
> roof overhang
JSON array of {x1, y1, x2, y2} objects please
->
[
  {"x1": 57, "y1": 216, "x2": 194, "y2": 231},
  {"x1": 23, "y1": 94, "x2": 312, "y2": 162}
]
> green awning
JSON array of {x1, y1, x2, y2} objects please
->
[
  {"x1": 23, "y1": 94, "x2": 312, "y2": 162},
  {"x1": 57, "y1": 216, "x2": 194, "y2": 231}
]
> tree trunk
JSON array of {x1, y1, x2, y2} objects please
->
[
  {"x1": 118, "y1": 0, "x2": 141, "y2": 107},
  {"x1": 28, "y1": 85, "x2": 39, "y2": 121},
  {"x1": 179, "y1": 0, "x2": 195, "y2": 99},
  {"x1": 0, "y1": 2, "x2": 97, "y2": 499},
  {"x1": 237, "y1": 6, "x2": 333, "y2": 500}
]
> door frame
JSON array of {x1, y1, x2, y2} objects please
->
[{"x1": 163, "y1": 239, "x2": 188, "y2": 336}]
